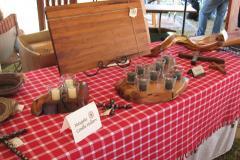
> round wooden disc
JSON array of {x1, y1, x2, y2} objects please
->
[{"x1": 0, "y1": 98, "x2": 13, "y2": 122}]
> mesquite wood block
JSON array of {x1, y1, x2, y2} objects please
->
[
  {"x1": 115, "y1": 78, "x2": 188, "y2": 104},
  {"x1": 46, "y1": 1, "x2": 150, "y2": 74}
]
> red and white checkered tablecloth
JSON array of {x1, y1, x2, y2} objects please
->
[{"x1": 1, "y1": 43, "x2": 240, "y2": 160}]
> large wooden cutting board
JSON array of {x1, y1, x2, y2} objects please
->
[{"x1": 46, "y1": 0, "x2": 150, "y2": 74}]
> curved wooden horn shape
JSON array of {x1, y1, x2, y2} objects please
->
[{"x1": 149, "y1": 31, "x2": 240, "y2": 57}]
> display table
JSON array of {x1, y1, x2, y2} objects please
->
[
  {"x1": 145, "y1": 4, "x2": 196, "y2": 32},
  {"x1": 1, "y1": 43, "x2": 240, "y2": 159}
]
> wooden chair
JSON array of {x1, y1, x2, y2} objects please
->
[
  {"x1": 18, "y1": 30, "x2": 57, "y2": 72},
  {"x1": 37, "y1": 0, "x2": 78, "y2": 31},
  {"x1": 0, "y1": 14, "x2": 22, "y2": 72},
  {"x1": 225, "y1": 1, "x2": 240, "y2": 32}
]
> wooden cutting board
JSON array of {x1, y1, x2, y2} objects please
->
[{"x1": 46, "y1": 0, "x2": 150, "y2": 74}]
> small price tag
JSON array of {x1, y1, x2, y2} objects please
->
[
  {"x1": 16, "y1": 104, "x2": 24, "y2": 113},
  {"x1": 129, "y1": 8, "x2": 137, "y2": 18},
  {"x1": 221, "y1": 29, "x2": 228, "y2": 41},
  {"x1": 9, "y1": 137, "x2": 24, "y2": 148},
  {"x1": 101, "y1": 109, "x2": 112, "y2": 116},
  {"x1": 191, "y1": 65, "x2": 205, "y2": 77}
]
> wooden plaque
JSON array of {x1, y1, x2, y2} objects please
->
[{"x1": 46, "y1": 1, "x2": 150, "y2": 74}]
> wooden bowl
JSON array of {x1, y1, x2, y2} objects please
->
[
  {"x1": 0, "y1": 97, "x2": 17, "y2": 122},
  {"x1": 0, "y1": 73, "x2": 24, "y2": 96}
]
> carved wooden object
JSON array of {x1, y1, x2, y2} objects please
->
[
  {"x1": 149, "y1": 31, "x2": 240, "y2": 56},
  {"x1": 225, "y1": 0, "x2": 240, "y2": 32},
  {"x1": 46, "y1": 1, "x2": 150, "y2": 74},
  {"x1": 115, "y1": 78, "x2": 188, "y2": 104}
]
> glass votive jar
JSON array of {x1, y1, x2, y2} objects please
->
[
  {"x1": 43, "y1": 85, "x2": 62, "y2": 115},
  {"x1": 67, "y1": 86, "x2": 77, "y2": 99},
  {"x1": 155, "y1": 61, "x2": 164, "y2": 72},
  {"x1": 136, "y1": 64, "x2": 145, "y2": 77},
  {"x1": 127, "y1": 71, "x2": 136, "y2": 84},
  {"x1": 50, "y1": 87, "x2": 61, "y2": 101},
  {"x1": 61, "y1": 74, "x2": 76, "y2": 88},
  {"x1": 160, "y1": 53, "x2": 176, "y2": 73},
  {"x1": 137, "y1": 77, "x2": 149, "y2": 92},
  {"x1": 164, "y1": 73, "x2": 177, "y2": 91},
  {"x1": 173, "y1": 65, "x2": 184, "y2": 81},
  {"x1": 47, "y1": 82, "x2": 62, "y2": 102},
  {"x1": 150, "y1": 70, "x2": 158, "y2": 82}
]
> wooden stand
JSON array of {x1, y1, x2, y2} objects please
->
[{"x1": 116, "y1": 77, "x2": 188, "y2": 104}]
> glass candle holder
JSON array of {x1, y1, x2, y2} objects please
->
[
  {"x1": 136, "y1": 64, "x2": 144, "y2": 77},
  {"x1": 67, "y1": 86, "x2": 77, "y2": 99},
  {"x1": 137, "y1": 77, "x2": 149, "y2": 92},
  {"x1": 61, "y1": 74, "x2": 76, "y2": 88},
  {"x1": 150, "y1": 70, "x2": 158, "y2": 82},
  {"x1": 164, "y1": 73, "x2": 177, "y2": 91},
  {"x1": 173, "y1": 65, "x2": 184, "y2": 81},
  {"x1": 155, "y1": 61, "x2": 164, "y2": 72},
  {"x1": 127, "y1": 71, "x2": 136, "y2": 84},
  {"x1": 50, "y1": 88, "x2": 61, "y2": 101},
  {"x1": 48, "y1": 82, "x2": 62, "y2": 102},
  {"x1": 160, "y1": 52, "x2": 176, "y2": 74}
]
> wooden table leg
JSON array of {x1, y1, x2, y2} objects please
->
[
  {"x1": 158, "y1": 12, "x2": 162, "y2": 32},
  {"x1": 152, "y1": 13, "x2": 156, "y2": 27}
]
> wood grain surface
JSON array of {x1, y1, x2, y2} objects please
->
[
  {"x1": 115, "y1": 77, "x2": 188, "y2": 104},
  {"x1": 46, "y1": 0, "x2": 150, "y2": 74}
]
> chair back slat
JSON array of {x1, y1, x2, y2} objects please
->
[
  {"x1": 70, "y1": 0, "x2": 77, "y2": 3},
  {"x1": 45, "y1": 0, "x2": 77, "y2": 7},
  {"x1": 51, "y1": 0, "x2": 56, "y2": 6},
  {"x1": 64, "y1": 0, "x2": 68, "y2": 4},
  {"x1": 38, "y1": 0, "x2": 78, "y2": 30},
  {"x1": 45, "y1": 0, "x2": 50, "y2": 6},
  {"x1": 0, "y1": 14, "x2": 18, "y2": 35}
]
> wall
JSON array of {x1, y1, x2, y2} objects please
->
[
  {"x1": 0, "y1": 0, "x2": 93, "y2": 34},
  {"x1": 0, "y1": 0, "x2": 39, "y2": 33}
]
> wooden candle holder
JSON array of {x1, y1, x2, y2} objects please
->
[
  {"x1": 31, "y1": 81, "x2": 89, "y2": 116},
  {"x1": 115, "y1": 77, "x2": 188, "y2": 104}
]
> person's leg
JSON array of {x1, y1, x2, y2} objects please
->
[
  {"x1": 212, "y1": 0, "x2": 229, "y2": 34},
  {"x1": 196, "y1": 0, "x2": 217, "y2": 36}
]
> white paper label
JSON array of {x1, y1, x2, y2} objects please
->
[
  {"x1": 192, "y1": 65, "x2": 205, "y2": 77},
  {"x1": 129, "y1": 8, "x2": 138, "y2": 18},
  {"x1": 101, "y1": 108, "x2": 112, "y2": 116},
  {"x1": 61, "y1": 102, "x2": 102, "y2": 143},
  {"x1": 9, "y1": 137, "x2": 24, "y2": 148},
  {"x1": 221, "y1": 29, "x2": 228, "y2": 41},
  {"x1": 16, "y1": 104, "x2": 24, "y2": 113}
]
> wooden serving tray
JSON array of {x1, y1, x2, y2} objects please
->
[
  {"x1": 46, "y1": 0, "x2": 150, "y2": 74},
  {"x1": 115, "y1": 77, "x2": 189, "y2": 104}
]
